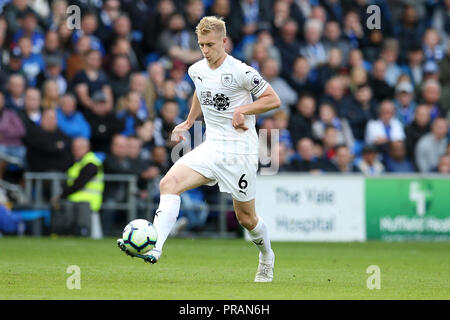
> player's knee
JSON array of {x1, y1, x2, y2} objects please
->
[
  {"x1": 159, "y1": 175, "x2": 181, "y2": 195},
  {"x1": 236, "y1": 213, "x2": 257, "y2": 230}
]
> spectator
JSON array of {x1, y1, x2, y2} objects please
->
[
  {"x1": 71, "y1": 12, "x2": 105, "y2": 56},
  {"x1": 51, "y1": 137, "x2": 104, "y2": 239},
  {"x1": 102, "y1": 134, "x2": 135, "y2": 235},
  {"x1": 23, "y1": 108, "x2": 72, "y2": 172},
  {"x1": 65, "y1": 35, "x2": 91, "y2": 82},
  {"x1": 246, "y1": 41, "x2": 270, "y2": 72},
  {"x1": 313, "y1": 103, "x2": 355, "y2": 151},
  {"x1": 153, "y1": 100, "x2": 183, "y2": 150},
  {"x1": 150, "y1": 145, "x2": 170, "y2": 176},
  {"x1": 46, "y1": 0, "x2": 69, "y2": 31},
  {"x1": 17, "y1": 87, "x2": 42, "y2": 129},
  {"x1": 135, "y1": 120, "x2": 156, "y2": 160},
  {"x1": 365, "y1": 100, "x2": 406, "y2": 152},
  {"x1": 363, "y1": 30, "x2": 384, "y2": 63},
  {"x1": 117, "y1": 91, "x2": 146, "y2": 137},
  {"x1": 126, "y1": 135, "x2": 161, "y2": 199},
  {"x1": 72, "y1": 49, "x2": 113, "y2": 112},
  {"x1": 272, "y1": 110, "x2": 293, "y2": 151},
  {"x1": 274, "y1": 19, "x2": 301, "y2": 79},
  {"x1": 12, "y1": 9, "x2": 45, "y2": 54},
  {"x1": 116, "y1": 72, "x2": 150, "y2": 119},
  {"x1": 3, "y1": 0, "x2": 38, "y2": 37},
  {"x1": 316, "y1": 47, "x2": 345, "y2": 92},
  {"x1": 369, "y1": 59, "x2": 395, "y2": 102},
  {"x1": 431, "y1": 0, "x2": 450, "y2": 41},
  {"x1": 393, "y1": 4, "x2": 426, "y2": 60},
  {"x1": 323, "y1": 20, "x2": 351, "y2": 65},
  {"x1": 109, "y1": 14, "x2": 143, "y2": 68},
  {"x1": 421, "y1": 79, "x2": 443, "y2": 121},
  {"x1": 289, "y1": 138, "x2": 324, "y2": 173},
  {"x1": 228, "y1": 0, "x2": 271, "y2": 45},
  {"x1": 422, "y1": 60, "x2": 440, "y2": 82},
  {"x1": 17, "y1": 36, "x2": 45, "y2": 87},
  {"x1": 104, "y1": 37, "x2": 140, "y2": 71},
  {"x1": 320, "y1": 76, "x2": 352, "y2": 113},
  {"x1": 154, "y1": 79, "x2": 188, "y2": 117},
  {"x1": 82, "y1": 91, "x2": 125, "y2": 154},
  {"x1": 56, "y1": 21, "x2": 74, "y2": 56},
  {"x1": 56, "y1": 93, "x2": 91, "y2": 139},
  {"x1": 207, "y1": 0, "x2": 237, "y2": 44},
  {"x1": 96, "y1": 0, "x2": 122, "y2": 48},
  {"x1": 299, "y1": 18, "x2": 328, "y2": 69},
  {"x1": 41, "y1": 79, "x2": 60, "y2": 110},
  {"x1": 260, "y1": 58, "x2": 297, "y2": 117},
  {"x1": 347, "y1": 48, "x2": 370, "y2": 72},
  {"x1": 357, "y1": 145, "x2": 385, "y2": 175},
  {"x1": 415, "y1": 117, "x2": 448, "y2": 172},
  {"x1": 342, "y1": 10, "x2": 364, "y2": 49},
  {"x1": 143, "y1": 0, "x2": 176, "y2": 54},
  {"x1": 183, "y1": 0, "x2": 205, "y2": 31},
  {"x1": 156, "y1": 12, "x2": 202, "y2": 65},
  {"x1": 422, "y1": 28, "x2": 445, "y2": 63},
  {"x1": 3, "y1": 49, "x2": 25, "y2": 78},
  {"x1": 4, "y1": 74, "x2": 26, "y2": 111},
  {"x1": 380, "y1": 38, "x2": 403, "y2": 87},
  {"x1": 393, "y1": 81, "x2": 417, "y2": 126},
  {"x1": 244, "y1": 28, "x2": 282, "y2": 70},
  {"x1": 271, "y1": 0, "x2": 292, "y2": 40},
  {"x1": 288, "y1": 94, "x2": 316, "y2": 146},
  {"x1": 342, "y1": 83, "x2": 377, "y2": 144},
  {"x1": 144, "y1": 61, "x2": 166, "y2": 119},
  {"x1": 348, "y1": 66, "x2": 369, "y2": 95},
  {"x1": 383, "y1": 140, "x2": 416, "y2": 173},
  {"x1": 169, "y1": 60, "x2": 193, "y2": 104},
  {"x1": 405, "y1": 105, "x2": 431, "y2": 163},
  {"x1": 0, "y1": 91, "x2": 26, "y2": 177},
  {"x1": 108, "y1": 54, "x2": 131, "y2": 104},
  {"x1": 36, "y1": 55, "x2": 67, "y2": 95},
  {"x1": 437, "y1": 155, "x2": 450, "y2": 174},
  {"x1": 329, "y1": 144, "x2": 360, "y2": 173},
  {"x1": 287, "y1": 55, "x2": 319, "y2": 96},
  {"x1": 401, "y1": 43, "x2": 425, "y2": 88},
  {"x1": 322, "y1": 125, "x2": 339, "y2": 161}
]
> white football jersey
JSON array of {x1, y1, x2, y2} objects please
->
[{"x1": 188, "y1": 54, "x2": 269, "y2": 155}]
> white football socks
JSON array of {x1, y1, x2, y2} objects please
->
[
  {"x1": 152, "y1": 194, "x2": 181, "y2": 253},
  {"x1": 248, "y1": 216, "x2": 274, "y2": 263}
]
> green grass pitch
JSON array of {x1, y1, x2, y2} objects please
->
[{"x1": 0, "y1": 237, "x2": 449, "y2": 300}]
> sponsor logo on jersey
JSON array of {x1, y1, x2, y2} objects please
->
[
  {"x1": 213, "y1": 93, "x2": 230, "y2": 111},
  {"x1": 200, "y1": 91, "x2": 214, "y2": 106}
]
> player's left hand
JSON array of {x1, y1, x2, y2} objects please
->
[{"x1": 232, "y1": 110, "x2": 248, "y2": 131}]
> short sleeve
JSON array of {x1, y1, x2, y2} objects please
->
[
  {"x1": 239, "y1": 65, "x2": 269, "y2": 98},
  {"x1": 188, "y1": 65, "x2": 195, "y2": 82}
]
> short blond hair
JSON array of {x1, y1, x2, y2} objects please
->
[{"x1": 195, "y1": 16, "x2": 226, "y2": 37}]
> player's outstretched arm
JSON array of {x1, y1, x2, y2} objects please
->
[
  {"x1": 172, "y1": 91, "x2": 203, "y2": 142},
  {"x1": 232, "y1": 86, "x2": 280, "y2": 130}
]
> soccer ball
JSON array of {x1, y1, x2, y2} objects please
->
[{"x1": 122, "y1": 219, "x2": 158, "y2": 255}]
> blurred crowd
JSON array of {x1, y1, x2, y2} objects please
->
[{"x1": 1, "y1": 0, "x2": 450, "y2": 210}]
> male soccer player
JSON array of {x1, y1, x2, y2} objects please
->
[{"x1": 118, "y1": 16, "x2": 280, "y2": 282}]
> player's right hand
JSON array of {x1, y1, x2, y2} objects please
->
[{"x1": 171, "y1": 120, "x2": 193, "y2": 142}]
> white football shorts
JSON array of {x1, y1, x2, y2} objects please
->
[{"x1": 175, "y1": 140, "x2": 258, "y2": 202}]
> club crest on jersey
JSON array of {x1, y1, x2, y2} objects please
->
[
  {"x1": 213, "y1": 93, "x2": 230, "y2": 111},
  {"x1": 221, "y1": 74, "x2": 233, "y2": 87}
]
